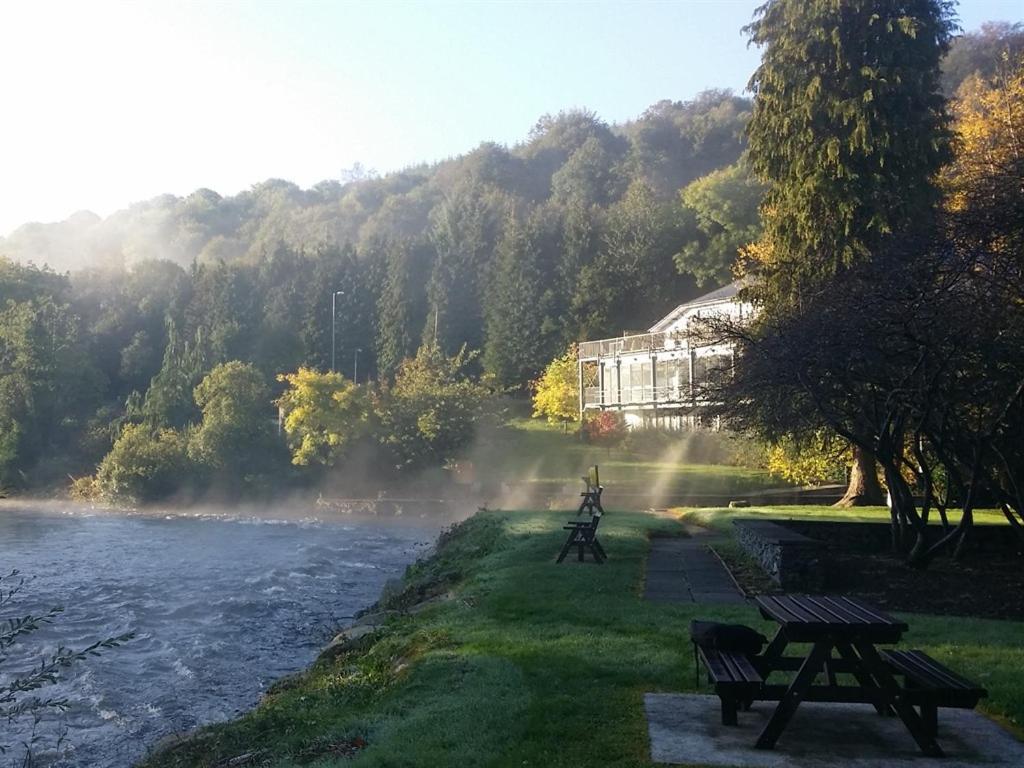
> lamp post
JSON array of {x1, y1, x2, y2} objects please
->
[
  {"x1": 354, "y1": 348, "x2": 362, "y2": 384},
  {"x1": 331, "y1": 290, "x2": 344, "y2": 372}
]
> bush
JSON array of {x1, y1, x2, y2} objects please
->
[
  {"x1": 69, "y1": 474, "x2": 102, "y2": 501},
  {"x1": 95, "y1": 424, "x2": 195, "y2": 502},
  {"x1": 582, "y1": 411, "x2": 626, "y2": 447}
]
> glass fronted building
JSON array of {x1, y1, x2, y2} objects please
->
[{"x1": 577, "y1": 281, "x2": 751, "y2": 429}]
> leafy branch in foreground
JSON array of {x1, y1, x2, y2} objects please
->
[{"x1": 0, "y1": 569, "x2": 134, "y2": 762}]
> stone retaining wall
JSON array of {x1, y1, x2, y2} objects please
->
[
  {"x1": 732, "y1": 519, "x2": 827, "y2": 590},
  {"x1": 778, "y1": 520, "x2": 1022, "y2": 557}
]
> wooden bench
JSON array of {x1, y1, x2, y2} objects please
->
[
  {"x1": 556, "y1": 466, "x2": 606, "y2": 564},
  {"x1": 556, "y1": 513, "x2": 605, "y2": 563},
  {"x1": 698, "y1": 647, "x2": 763, "y2": 725},
  {"x1": 882, "y1": 649, "x2": 988, "y2": 737}
]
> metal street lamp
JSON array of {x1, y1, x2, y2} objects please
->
[
  {"x1": 354, "y1": 348, "x2": 362, "y2": 384},
  {"x1": 331, "y1": 290, "x2": 344, "y2": 372}
]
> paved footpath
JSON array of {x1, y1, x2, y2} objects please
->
[{"x1": 644, "y1": 527, "x2": 747, "y2": 605}]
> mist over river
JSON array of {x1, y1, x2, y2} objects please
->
[{"x1": 0, "y1": 502, "x2": 444, "y2": 767}]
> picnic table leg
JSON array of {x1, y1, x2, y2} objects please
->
[
  {"x1": 755, "y1": 638, "x2": 832, "y2": 750},
  {"x1": 755, "y1": 627, "x2": 789, "y2": 677},
  {"x1": 853, "y1": 641, "x2": 944, "y2": 757},
  {"x1": 591, "y1": 537, "x2": 606, "y2": 561},
  {"x1": 834, "y1": 642, "x2": 890, "y2": 716}
]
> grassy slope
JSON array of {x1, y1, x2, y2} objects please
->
[
  {"x1": 678, "y1": 505, "x2": 1010, "y2": 533},
  {"x1": 472, "y1": 419, "x2": 781, "y2": 497},
  {"x1": 143, "y1": 508, "x2": 1024, "y2": 768}
]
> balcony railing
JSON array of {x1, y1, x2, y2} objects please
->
[
  {"x1": 578, "y1": 330, "x2": 687, "y2": 360},
  {"x1": 583, "y1": 384, "x2": 696, "y2": 408}
]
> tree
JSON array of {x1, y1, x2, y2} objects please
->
[
  {"x1": 571, "y1": 181, "x2": 695, "y2": 339},
  {"x1": 277, "y1": 368, "x2": 372, "y2": 467},
  {"x1": 941, "y1": 22, "x2": 1024, "y2": 95},
  {"x1": 375, "y1": 239, "x2": 431, "y2": 380},
  {"x1": 0, "y1": 290, "x2": 103, "y2": 484},
  {"x1": 531, "y1": 348, "x2": 580, "y2": 428},
  {"x1": 483, "y1": 208, "x2": 559, "y2": 389},
  {"x1": 676, "y1": 159, "x2": 765, "y2": 286},
  {"x1": 705, "y1": 236, "x2": 1024, "y2": 565},
  {"x1": 941, "y1": 56, "x2": 1024, "y2": 257},
  {"x1": 740, "y1": 0, "x2": 957, "y2": 507},
  {"x1": 744, "y1": 0, "x2": 956, "y2": 299},
  {"x1": 188, "y1": 361, "x2": 279, "y2": 482},
  {"x1": 139, "y1": 320, "x2": 208, "y2": 429},
  {"x1": 424, "y1": 187, "x2": 501, "y2": 355},
  {"x1": 376, "y1": 344, "x2": 494, "y2": 469}
]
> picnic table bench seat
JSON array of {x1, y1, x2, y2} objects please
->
[
  {"x1": 882, "y1": 649, "x2": 988, "y2": 737},
  {"x1": 698, "y1": 647, "x2": 763, "y2": 725}
]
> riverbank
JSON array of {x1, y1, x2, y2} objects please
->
[{"x1": 140, "y1": 508, "x2": 1024, "y2": 767}]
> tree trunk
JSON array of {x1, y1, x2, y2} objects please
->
[{"x1": 834, "y1": 446, "x2": 886, "y2": 507}]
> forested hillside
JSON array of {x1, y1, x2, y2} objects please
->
[{"x1": 0, "y1": 21, "x2": 1017, "y2": 496}]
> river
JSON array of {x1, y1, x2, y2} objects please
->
[{"x1": 0, "y1": 502, "x2": 443, "y2": 767}]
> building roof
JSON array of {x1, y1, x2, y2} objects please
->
[{"x1": 647, "y1": 280, "x2": 744, "y2": 332}]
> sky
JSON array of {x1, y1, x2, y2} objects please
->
[{"x1": 1, "y1": 0, "x2": 1021, "y2": 237}]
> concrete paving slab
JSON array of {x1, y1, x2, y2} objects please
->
[
  {"x1": 644, "y1": 534, "x2": 746, "y2": 605},
  {"x1": 645, "y1": 693, "x2": 1024, "y2": 767}
]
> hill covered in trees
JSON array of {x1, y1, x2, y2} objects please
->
[{"x1": 0, "y1": 20, "x2": 1018, "y2": 496}]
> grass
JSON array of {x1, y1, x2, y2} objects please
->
[
  {"x1": 142, "y1": 507, "x2": 1024, "y2": 768},
  {"x1": 677, "y1": 504, "x2": 1011, "y2": 533},
  {"x1": 471, "y1": 419, "x2": 783, "y2": 499}
]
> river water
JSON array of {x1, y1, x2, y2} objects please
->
[{"x1": 0, "y1": 502, "x2": 442, "y2": 767}]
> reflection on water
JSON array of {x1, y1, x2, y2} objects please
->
[{"x1": 0, "y1": 503, "x2": 438, "y2": 767}]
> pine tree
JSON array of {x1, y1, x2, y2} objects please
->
[
  {"x1": 483, "y1": 209, "x2": 556, "y2": 389},
  {"x1": 744, "y1": 0, "x2": 956, "y2": 302},
  {"x1": 742, "y1": 0, "x2": 957, "y2": 505},
  {"x1": 375, "y1": 239, "x2": 432, "y2": 380}
]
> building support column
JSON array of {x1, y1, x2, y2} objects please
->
[
  {"x1": 650, "y1": 352, "x2": 658, "y2": 426},
  {"x1": 616, "y1": 359, "x2": 622, "y2": 407},
  {"x1": 577, "y1": 358, "x2": 584, "y2": 420}
]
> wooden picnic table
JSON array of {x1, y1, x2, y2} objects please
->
[{"x1": 753, "y1": 594, "x2": 944, "y2": 756}]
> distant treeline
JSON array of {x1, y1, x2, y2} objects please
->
[{"x1": 0, "y1": 21, "x2": 1017, "y2": 492}]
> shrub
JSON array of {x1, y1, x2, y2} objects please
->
[
  {"x1": 95, "y1": 424, "x2": 194, "y2": 502},
  {"x1": 582, "y1": 411, "x2": 626, "y2": 447}
]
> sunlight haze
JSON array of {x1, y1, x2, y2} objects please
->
[{"x1": 1, "y1": 0, "x2": 1020, "y2": 236}]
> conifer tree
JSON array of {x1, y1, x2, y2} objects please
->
[
  {"x1": 483, "y1": 209, "x2": 555, "y2": 389},
  {"x1": 744, "y1": 0, "x2": 956, "y2": 301},
  {"x1": 741, "y1": 0, "x2": 957, "y2": 505}
]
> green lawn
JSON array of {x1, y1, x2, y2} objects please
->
[
  {"x1": 678, "y1": 504, "x2": 1010, "y2": 533},
  {"x1": 469, "y1": 419, "x2": 783, "y2": 501},
  {"x1": 142, "y1": 507, "x2": 1024, "y2": 768}
]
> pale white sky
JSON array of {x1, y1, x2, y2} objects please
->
[{"x1": 1, "y1": 0, "x2": 1019, "y2": 237}]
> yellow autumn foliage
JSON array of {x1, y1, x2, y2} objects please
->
[{"x1": 531, "y1": 348, "x2": 580, "y2": 425}]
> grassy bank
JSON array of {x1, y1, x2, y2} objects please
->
[
  {"x1": 142, "y1": 508, "x2": 1024, "y2": 768},
  {"x1": 472, "y1": 419, "x2": 782, "y2": 501},
  {"x1": 677, "y1": 504, "x2": 1011, "y2": 532}
]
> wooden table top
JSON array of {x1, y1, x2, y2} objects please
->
[{"x1": 756, "y1": 595, "x2": 908, "y2": 641}]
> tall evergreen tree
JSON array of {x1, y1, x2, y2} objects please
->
[
  {"x1": 375, "y1": 239, "x2": 432, "y2": 380},
  {"x1": 424, "y1": 188, "x2": 498, "y2": 354},
  {"x1": 744, "y1": 0, "x2": 956, "y2": 302},
  {"x1": 483, "y1": 209, "x2": 557, "y2": 389},
  {"x1": 742, "y1": 0, "x2": 957, "y2": 505}
]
